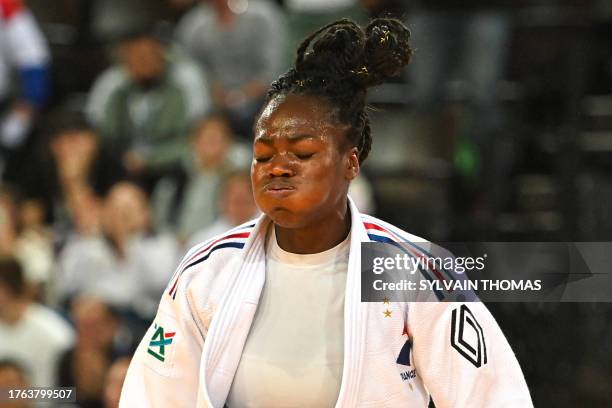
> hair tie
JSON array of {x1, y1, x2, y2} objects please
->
[
  {"x1": 350, "y1": 66, "x2": 369, "y2": 77},
  {"x1": 379, "y1": 27, "x2": 390, "y2": 45}
]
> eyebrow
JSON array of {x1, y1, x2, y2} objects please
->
[{"x1": 254, "y1": 134, "x2": 319, "y2": 144}]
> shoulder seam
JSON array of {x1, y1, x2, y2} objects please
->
[
  {"x1": 167, "y1": 224, "x2": 255, "y2": 299},
  {"x1": 362, "y1": 218, "x2": 455, "y2": 301}
]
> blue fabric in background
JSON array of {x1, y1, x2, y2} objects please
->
[{"x1": 19, "y1": 65, "x2": 50, "y2": 108}]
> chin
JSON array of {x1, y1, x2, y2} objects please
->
[
  {"x1": 264, "y1": 207, "x2": 307, "y2": 229},
  {"x1": 256, "y1": 193, "x2": 334, "y2": 228}
]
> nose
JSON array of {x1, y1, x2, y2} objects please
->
[{"x1": 269, "y1": 154, "x2": 295, "y2": 178}]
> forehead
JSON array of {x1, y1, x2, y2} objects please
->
[{"x1": 255, "y1": 94, "x2": 345, "y2": 139}]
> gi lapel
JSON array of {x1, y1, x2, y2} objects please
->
[
  {"x1": 198, "y1": 197, "x2": 369, "y2": 407},
  {"x1": 198, "y1": 215, "x2": 270, "y2": 407},
  {"x1": 335, "y1": 198, "x2": 370, "y2": 407}
]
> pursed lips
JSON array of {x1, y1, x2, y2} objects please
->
[{"x1": 263, "y1": 181, "x2": 296, "y2": 192}]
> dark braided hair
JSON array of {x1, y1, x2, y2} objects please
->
[{"x1": 265, "y1": 18, "x2": 412, "y2": 164}]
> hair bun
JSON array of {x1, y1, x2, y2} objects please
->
[
  {"x1": 296, "y1": 19, "x2": 366, "y2": 79},
  {"x1": 362, "y1": 18, "x2": 412, "y2": 87},
  {"x1": 267, "y1": 18, "x2": 413, "y2": 164},
  {"x1": 294, "y1": 18, "x2": 412, "y2": 89}
]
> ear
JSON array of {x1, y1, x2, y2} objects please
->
[{"x1": 345, "y1": 147, "x2": 360, "y2": 181}]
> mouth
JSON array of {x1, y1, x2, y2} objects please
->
[{"x1": 263, "y1": 182, "x2": 296, "y2": 196}]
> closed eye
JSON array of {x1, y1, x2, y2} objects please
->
[
  {"x1": 295, "y1": 153, "x2": 314, "y2": 160},
  {"x1": 255, "y1": 156, "x2": 271, "y2": 163}
]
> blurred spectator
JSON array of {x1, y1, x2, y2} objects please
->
[
  {"x1": 406, "y1": 0, "x2": 513, "y2": 230},
  {"x1": 407, "y1": 0, "x2": 512, "y2": 141},
  {"x1": 152, "y1": 112, "x2": 250, "y2": 241},
  {"x1": 13, "y1": 199, "x2": 53, "y2": 301},
  {"x1": 56, "y1": 182, "x2": 179, "y2": 320},
  {"x1": 91, "y1": 0, "x2": 153, "y2": 43},
  {"x1": 34, "y1": 113, "x2": 126, "y2": 243},
  {"x1": 58, "y1": 296, "x2": 124, "y2": 408},
  {"x1": 188, "y1": 170, "x2": 259, "y2": 246},
  {"x1": 0, "y1": 188, "x2": 51, "y2": 300},
  {"x1": 0, "y1": 258, "x2": 74, "y2": 388},
  {"x1": 87, "y1": 28, "x2": 210, "y2": 192},
  {"x1": 284, "y1": 0, "x2": 365, "y2": 63},
  {"x1": 0, "y1": 185, "x2": 18, "y2": 256},
  {"x1": 102, "y1": 357, "x2": 131, "y2": 408},
  {"x1": 175, "y1": 0, "x2": 286, "y2": 136},
  {"x1": 0, "y1": 359, "x2": 32, "y2": 408},
  {"x1": 0, "y1": 0, "x2": 50, "y2": 182}
]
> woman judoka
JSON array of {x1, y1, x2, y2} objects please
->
[{"x1": 120, "y1": 18, "x2": 532, "y2": 407}]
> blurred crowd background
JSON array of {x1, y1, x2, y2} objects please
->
[{"x1": 0, "y1": 0, "x2": 612, "y2": 407}]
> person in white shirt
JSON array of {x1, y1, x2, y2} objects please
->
[
  {"x1": 0, "y1": 258, "x2": 74, "y2": 388},
  {"x1": 57, "y1": 182, "x2": 180, "y2": 320},
  {"x1": 120, "y1": 18, "x2": 532, "y2": 407},
  {"x1": 175, "y1": 0, "x2": 286, "y2": 136}
]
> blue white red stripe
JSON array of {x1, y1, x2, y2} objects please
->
[
  {"x1": 167, "y1": 223, "x2": 255, "y2": 299},
  {"x1": 363, "y1": 218, "x2": 454, "y2": 300}
]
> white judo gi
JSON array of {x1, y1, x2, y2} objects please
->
[{"x1": 120, "y1": 199, "x2": 532, "y2": 407}]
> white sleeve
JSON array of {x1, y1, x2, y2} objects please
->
[
  {"x1": 172, "y1": 60, "x2": 211, "y2": 120},
  {"x1": 86, "y1": 68, "x2": 126, "y2": 125},
  {"x1": 119, "y1": 269, "x2": 205, "y2": 407},
  {"x1": 409, "y1": 302, "x2": 533, "y2": 408},
  {"x1": 4, "y1": 9, "x2": 49, "y2": 67}
]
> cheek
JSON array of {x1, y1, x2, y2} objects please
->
[
  {"x1": 292, "y1": 159, "x2": 344, "y2": 206},
  {"x1": 250, "y1": 162, "x2": 261, "y2": 187},
  {"x1": 251, "y1": 165, "x2": 267, "y2": 203},
  {"x1": 250, "y1": 153, "x2": 346, "y2": 215},
  {"x1": 304, "y1": 153, "x2": 344, "y2": 185},
  {"x1": 301, "y1": 162, "x2": 332, "y2": 187}
]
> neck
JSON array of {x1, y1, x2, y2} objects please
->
[
  {"x1": 0, "y1": 300, "x2": 28, "y2": 325},
  {"x1": 274, "y1": 201, "x2": 351, "y2": 254}
]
